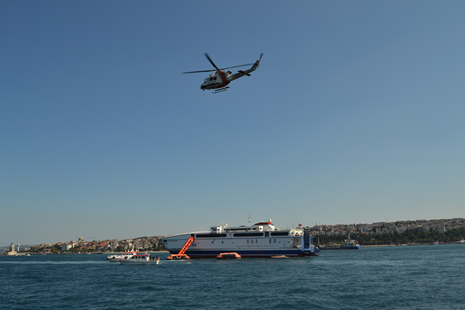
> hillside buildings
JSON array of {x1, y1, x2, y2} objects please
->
[
  {"x1": 308, "y1": 218, "x2": 465, "y2": 236},
  {"x1": 27, "y1": 236, "x2": 163, "y2": 254},
  {"x1": 14, "y1": 218, "x2": 465, "y2": 254}
]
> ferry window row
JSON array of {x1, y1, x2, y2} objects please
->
[
  {"x1": 224, "y1": 227, "x2": 258, "y2": 232},
  {"x1": 196, "y1": 233, "x2": 227, "y2": 238},
  {"x1": 195, "y1": 232, "x2": 289, "y2": 238},
  {"x1": 245, "y1": 239, "x2": 281, "y2": 244},
  {"x1": 270, "y1": 232, "x2": 289, "y2": 236},
  {"x1": 234, "y1": 232, "x2": 264, "y2": 237}
]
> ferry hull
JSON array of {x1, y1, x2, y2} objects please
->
[
  {"x1": 119, "y1": 260, "x2": 160, "y2": 264},
  {"x1": 180, "y1": 249, "x2": 314, "y2": 259},
  {"x1": 163, "y1": 237, "x2": 315, "y2": 259}
]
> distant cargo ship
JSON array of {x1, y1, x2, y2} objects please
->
[
  {"x1": 320, "y1": 239, "x2": 361, "y2": 250},
  {"x1": 161, "y1": 220, "x2": 317, "y2": 258}
]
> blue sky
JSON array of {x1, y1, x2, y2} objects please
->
[{"x1": 1, "y1": 1, "x2": 464, "y2": 245}]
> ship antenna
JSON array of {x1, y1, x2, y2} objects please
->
[{"x1": 248, "y1": 214, "x2": 251, "y2": 224}]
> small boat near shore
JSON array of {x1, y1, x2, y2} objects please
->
[
  {"x1": 119, "y1": 253, "x2": 160, "y2": 264},
  {"x1": 106, "y1": 248, "x2": 138, "y2": 262}
]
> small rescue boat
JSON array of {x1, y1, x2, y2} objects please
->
[
  {"x1": 107, "y1": 248, "x2": 138, "y2": 262},
  {"x1": 119, "y1": 253, "x2": 161, "y2": 264},
  {"x1": 271, "y1": 255, "x2": 288, "y2": 259}
]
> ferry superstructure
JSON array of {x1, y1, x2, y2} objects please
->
[{"x1": 161, "y1": 220, "x2": 317, "y2": 258}]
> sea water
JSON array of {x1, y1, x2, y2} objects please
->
[{"x1": 1, "y1": 244, "x2": 464, "y2": 309}]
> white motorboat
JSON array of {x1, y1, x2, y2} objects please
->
[
  {"x1": 106, "y1": 248, "x2": 138, "y2": 262},
  {"x1": 119, "y1": 252, "x2": 160, "y2": 264}
]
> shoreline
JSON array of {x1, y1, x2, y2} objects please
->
[
  {"x1": 8, "y1": 251, "x2": 170, "y2": 256},
  {"x1": 321, "y1": 241, "x2": 465, "y2": 248}
]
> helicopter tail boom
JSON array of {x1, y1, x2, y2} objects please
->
[
  {"x1": 229, "y1": 53, "x2": 263, "y2": 81},
  {"x1": 238, "y1": 70, "x2": 251, "y2": 76}
]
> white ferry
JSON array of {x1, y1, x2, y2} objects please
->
[
  {"x1": 161, "y1": 219, "x2": 317, "y2": 258},
  {"x1": 106, "y1": 248, "x2": 138, "y2": 262}
]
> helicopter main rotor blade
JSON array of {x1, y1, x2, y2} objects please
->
[
  {"x1": 220, "y1": 63, "x2": 255, "y2": 70},
  {"x1": 206, "y1": 53, "x2": 256, "y2": 70},
  {"x1": 183, "y1": 53, "x2": 261, "y2": 74},
  {"x1": 183, "y1": 69, "x2": 217, "y2": 74},
  {"x1": 204, "y1": 53, "x2": 220, "y2": 71}
]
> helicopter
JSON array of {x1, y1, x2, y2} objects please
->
[{"x1": 183, "y1": 53, "x2": 263, "y2": 93}]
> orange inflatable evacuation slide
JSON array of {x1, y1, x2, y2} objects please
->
[{"x1": 166, "y1": 236, "x2": 194, "y2": 260}]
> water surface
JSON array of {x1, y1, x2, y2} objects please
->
[{"x1": 1, "y1": 245, "x2": 464, "y2": 309}]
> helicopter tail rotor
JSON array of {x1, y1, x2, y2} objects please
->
[{"x1": 250, "y1": 53, "x2": 263, "y2": 71}]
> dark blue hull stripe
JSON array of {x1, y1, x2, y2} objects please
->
[{"x1": 168, "y1": 249, "x2": 311, "y2": 258}]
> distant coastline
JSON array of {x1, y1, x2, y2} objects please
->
[{"x1": 4, "y1": 217, "x2": 465, "y2": 255}]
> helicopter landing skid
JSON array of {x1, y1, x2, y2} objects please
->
[{"x1": 212, "y1": 86, "x2": 230, "y2": 94}]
